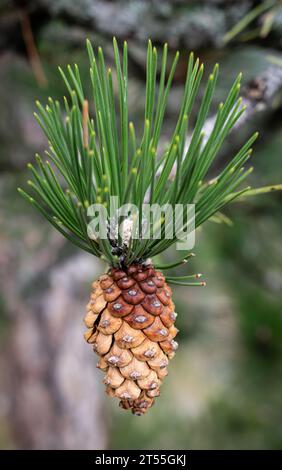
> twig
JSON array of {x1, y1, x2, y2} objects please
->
[{"x1": 20, "y1": 8, "x2": 48, "y2": 88}]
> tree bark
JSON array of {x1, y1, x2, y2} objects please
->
[{"x1": 3, "y1": 252, "x2": 108, "y2": 449}]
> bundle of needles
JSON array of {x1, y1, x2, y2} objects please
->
[{"x1": 19, "y1": 39, "x2": 282, "y2": 415}]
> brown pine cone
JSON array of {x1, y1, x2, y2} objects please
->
[{"x1": 83, "y1": 263, "x2": 178, "y2": 415}]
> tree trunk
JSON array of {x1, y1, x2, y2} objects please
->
[{"x1": 3, "y1": 253, "x2": 108, "y2": 450}]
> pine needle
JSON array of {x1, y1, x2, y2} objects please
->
[{"x1": 19, "y1": 39, "x2": 281, "y2": 269}]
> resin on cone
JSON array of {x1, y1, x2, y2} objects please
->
[{"x1": 84, "y1": 263, "x2": 178, "y2": 415}]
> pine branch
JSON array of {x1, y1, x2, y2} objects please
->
[{"x1": 19, "y1": 39, "x2": 282, "y2": 269}]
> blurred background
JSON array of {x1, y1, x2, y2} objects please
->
[{"x1": 0, "y1": 0, "x2": 282, "y2": 450}]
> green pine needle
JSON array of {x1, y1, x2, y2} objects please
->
[{"x1": 19, "y1": 38, "x2": 281, "y2": 280}]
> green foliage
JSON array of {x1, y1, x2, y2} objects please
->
[
  {"x1": 18, "y1": 38, "x2": 280, "y2": 278},
  {"x1": 223, "y1": 0, "x2": 278, "y2": 43},
  {"x1": 239, "y1": 289, "x2": 282, "y2": 354}
]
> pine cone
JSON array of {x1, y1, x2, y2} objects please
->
[{"x1": 83, "y1": 263, "x2": 178, "y2": 415}]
